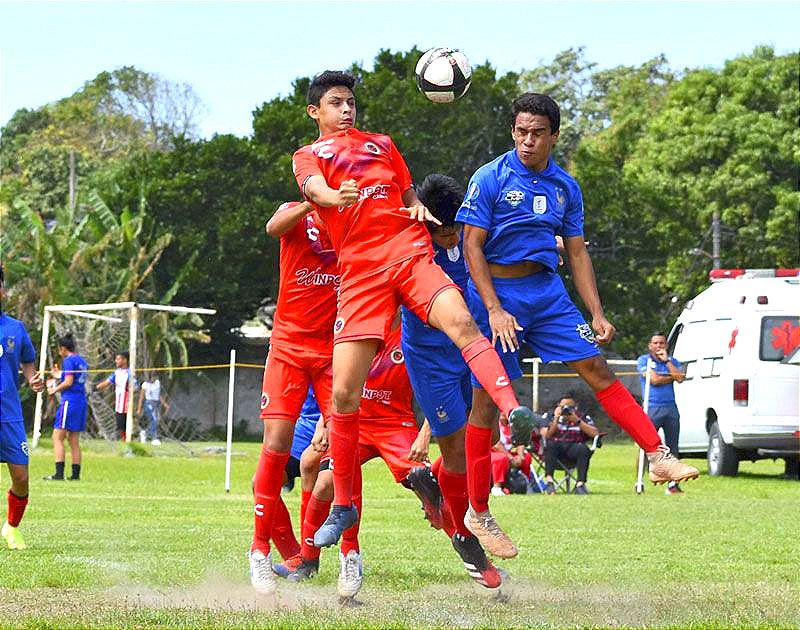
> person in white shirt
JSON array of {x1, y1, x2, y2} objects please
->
[
  {"x1": 137, "y1": 373, "x2": 169, "y2": 445},
  {"x1": 96, "y1": 351, "x2": 136, "y2": 441}
]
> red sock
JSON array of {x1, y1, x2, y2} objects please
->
[
  {"x1": 597, "y1": 380, "x2": 662, "y2": 452},
  {"x1": 330, "y1": 410, "x2": 360, "y2": 507},
  {"x1": 341, "y1": 462, "x2": 362, "y2": 556},
  {"x1": 300, "y1": 489, "x2": 312, "y2": 533},
  {"x1": 301, "y1": 494, "x2": 332, "y2": 562},
  {"x1": 251, "y1": 448, "x2": 290, "y2": 555},
  {"x1": 437, "y1": 465, "x2": 471, "y2": 537},
  {"x1": 270, "y1": 496, "x2": 301, "y2": 560},
  {"x1": 461, "y1": 337, "x2": 519, "y2": 416},
  {"x1": 465, "y1": 424, "x2": 493, "y2": 513},
  {"x1": 491, "y1": 451, "x2": 509, "y2": 485},
  {"x1": 7, "y1": 491, "x2": 28, "y2": 528}
]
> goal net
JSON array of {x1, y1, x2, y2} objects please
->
[{"x1": 32, "y1": 302, "x2": 216, "y2": 451}]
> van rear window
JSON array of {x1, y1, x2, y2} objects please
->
[{"x1": 760, "y1": 316, "x2": 800, "y2": 361}]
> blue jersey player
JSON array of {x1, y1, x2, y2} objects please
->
[
  {"x1": 401, "y1": 174, "x2": 503, "y2": 590},
  {"x1": 457, "y1": 93, "x2": 699, "y2": 551},
  {"x1": 0, "y1": 263, "x2": 44, "y2": 549},
  {"x1": 44, "y1": 333, "x2": 89, "y2": 481}
]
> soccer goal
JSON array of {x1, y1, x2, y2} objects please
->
[{"x1": 32, "y1": 302, "x2": 216, "y2": 449}]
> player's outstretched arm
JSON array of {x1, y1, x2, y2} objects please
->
[
  {"x1": 400, "y1": 188, "x2": 441, "y2": 225},
  {"x1": 265, "y1": 201, "x2": 314, "y2": 238},
  {"x1": 463, "y1": 225, "x2": 522, "y2": 353},
  {"x1": 303, "y1": 175, "x2": 358, "y2": 208},
  {"x1": 563, "y1": 235, "x2": 615, "y2": 344}
]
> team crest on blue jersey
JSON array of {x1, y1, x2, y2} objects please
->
[
  {"x1": 4, "y1": 337, "x2": 15, "y2": 353},
  {"x1": 576, "y1": 323, "x2": 596, "y2": 344},
  {"x1": 533, "y1": 196, "x2": 547, "y2": 214},
  {"x1": 505, "y1": 190, "x2": 525, "y2": 207},
  {"x1": 556, "y1": 188, "x2": 566, "y2": 208},
  {"x1": 435, "y1": 406, "x2": 449, "y2": 421},
  {"x1": 447, "y1": 246, "x2": 461, "y2": 262}
]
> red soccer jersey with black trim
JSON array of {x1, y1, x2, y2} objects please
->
[
  {"x1": 292, "y1": 128, "x2": 433, "y2": 278},
  {"x1": 269, "y1": 204, "x2": 339, "y2": 356},
  {"x1": 359, "y1": 327, "x2": 414, "y2": 422}
]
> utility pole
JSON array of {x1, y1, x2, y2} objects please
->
[
  {"x1": 68, "y1": 150, "x2": 76, "y2": 210},
  {"x1": 712, "y1": 209, "x2": 721, "y2": 270}
]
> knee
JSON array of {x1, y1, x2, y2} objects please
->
[
  {"x1": 332, "y1": 387, "x2": 361, "y2": 413},
  {"x1": 263, "y1": 422, "x2": 293, "y2": 453}
]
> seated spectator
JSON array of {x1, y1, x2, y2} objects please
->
[
  {"x1": 491, "y1": 416, "x2": 533, "y2": 495},
  {"x1": 541, "y1": 394, "x2": 599, "y2": 495}
]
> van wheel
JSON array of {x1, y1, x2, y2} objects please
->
[
  {"x1": 708, "y1": 422, "x2": 739, "y2": 476},
  {"x1": 785, "y1": 458, "x2": 799, "y2": 480}
]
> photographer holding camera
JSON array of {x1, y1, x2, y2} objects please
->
[{"x1": 541, "y1": 393, "x2": 599, "y2": 494}]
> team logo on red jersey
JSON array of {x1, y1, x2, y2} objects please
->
[
  {"x1": 364, "y1": 142, "x2": 381, "y2": 155},
  {"x1": 358, "y1": 184, "x2": 390, "y2": 202},
  {"x1": 334, "y1": 317, "x2": 345, "y2": 334},
  {"x1": 295, "y1": 267, "x2": 341, "y2": 288},
  {"x1": 260, "y1": 393, "x2": 269, "y2": 409},
  {"x1": 390, "y1": 348, "x2": 404, "y2": 364}
]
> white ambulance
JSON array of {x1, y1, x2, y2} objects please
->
[{"x1": 667, "y1": 269, "x2": 799, "y2": 478}]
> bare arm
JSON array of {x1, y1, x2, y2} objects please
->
[
  {"x1": 96, "y1": 379, "x2": 111, "y2": 391},
  {"x1": 401, "y1": 188, "x2": 441, "y2": 225},
  {"x1": 303, "y1": 175, "x2": 358, "y2": 208},
  {"x1": 21, "y1": 363, "x2": 44, "y2": 393},
  {"x1": 265, "y1": 201, "x2": 315, "y2": 238},
  {"x1": 579, "y1": 419, "x2": 600, "y2": 439},
  {"x1": 48, "y1": 373, "x2": 74, "y2": 395},
  {"x1": 564, "y1": 235, "x2": 615, "y2": 344},
  {"x1": 408, "y1": 418, "x2": 432, "y2": 462}
]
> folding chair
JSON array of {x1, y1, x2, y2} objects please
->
[{"x1": 542, "y1": 433, "x2": 605, "y2": 494}]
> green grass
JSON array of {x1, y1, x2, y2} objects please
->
[{"x1": 1, "y1": 439, "x2": 798, "y2": 629}]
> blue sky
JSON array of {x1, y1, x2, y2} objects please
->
[{"x1": 1, "y1": 1, "x2": 798, "y2": 138}]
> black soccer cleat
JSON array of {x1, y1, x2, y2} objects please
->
[
  {"x1": 451, "y1": 533, "x2": 503, "y2": 590},
  {"x1": 406, "y1": 466, "x2": 444, "y2": 530}
]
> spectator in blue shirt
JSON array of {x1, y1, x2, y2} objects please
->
[{"x1": 638, "y1": 332, "x2": 686, "y2": 494}]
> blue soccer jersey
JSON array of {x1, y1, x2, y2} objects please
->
[
  {"x1": 456, "y1": 150, "x2": 584, "y2": 272},
  {"x1": 637, "y1": 355, "x2": 683, "y2": 407},
  {"x1": 61, "y1": 353, "x2": 89, "y2": 398},
  {"x1": 0, "y1": 313, "x2": 36, "y2": 425},
  {"x1": 401, "y1": 239, "x2": 469, "y2": 347},
  {"x1": 290, "y1": 386, "x2": 321, "y2": 460}
]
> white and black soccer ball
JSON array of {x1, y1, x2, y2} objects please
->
[{"x1": 415, "y1": 47, "x2": 472, "y2": 104}]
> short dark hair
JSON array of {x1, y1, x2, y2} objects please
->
[
  {"x1": 117, "y1": 351, "x2": 130, "y2": 362},
  {"x1": 307, "y1": 70, "x2": 356, "y2": 106},
  {"x1": 417, "y1": 174, "x2": 464, "y2": 227},
  {"x1": 58, "y1": 332, "x2": 76, "y2": 352},
  {"x1": 511, "y1": 93, "x2": 560, "y2": 133},
  {"x1": 559, "y1": 391, "x2": 578, "y2": 404},
  {"x1": 650, "y1": 331, "x2": 667, "y2": 340}
]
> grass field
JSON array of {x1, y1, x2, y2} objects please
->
[{"x1": 1, "y1": 438, "x2": 798, "y2": 629}]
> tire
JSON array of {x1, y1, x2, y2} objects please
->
[
  {"x1": 785, "y1": 457, "x2": 799, "y2": 480},
  {"x1": 708, "y1": 421, "x2": 739, "y2": 476}
]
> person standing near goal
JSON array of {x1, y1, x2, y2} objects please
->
[
  {"x1": 457, "y1": 93, "x2": 699, "y2": 549},
  {"x1": 292, "y1": 70, "x2": 534, "y2": 553},
  {"x1": 248, "y1": 199, "x2": 339, "y2": 595},
  {"x1": 96, "y1": 351, "x2": 136, "y2": 442},
  {"x1": 43, "y1": 333, "x2": 88, "y2": 481},
  {"x1": 0, "y1": 263, "x2": 45, "y2": 549}
]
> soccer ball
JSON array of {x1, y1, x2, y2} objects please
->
[{"x1": 415, "y1": 47, "x2": 472, "y2": 103}]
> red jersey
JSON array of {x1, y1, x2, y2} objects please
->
[
  {"x1": 292, "y1": 128, "x2": 433, "y2": 280},
  {"x1": 269, "y1": 204, "x2": 339, "y2": 356},
  {"x1": 360, "y1": 328, "x2": 414, "y2": 423}
]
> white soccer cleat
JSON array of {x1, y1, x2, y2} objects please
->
[
  {"x1": 337, "y1": 550, "x2": 363, "y2": 599},
  {"x1": 151, "y1": 438, "x2": 161, "y2": 446},
  {"x1": 490, "y1": 486, "x2": 505, "y2": 497},
  {"x1": 1, "y1": 521, "x2": 26, "y2": 550},
  {"x1": 248, "y1": 549, "x2": 277, "y2": 595}
]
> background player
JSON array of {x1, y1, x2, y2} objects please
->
[
  {"x1": 248, "y1": 199, "x2": 339, "y2": 595},
  {"x1": 95, "y1": 350, "x2": 135, "y2": 442},
  {"x1": 457, "y1": 92, "x2": 700, "y2": 552},
  {"x1": 292, "y1": 71, "x2": 533, "y2": 551},
  {"x1": 0, "y1": 263, "x2": 44, "y2": 549},
  {"x1": 400, "y1": 173, "x2": 504, "y2": 586},
  {"x1": 44, "y1": 333, "x2": 89, "y2": 481}
]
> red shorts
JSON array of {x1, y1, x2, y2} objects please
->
[
  {"x1": 259, "y1": 345, "x2": 333, "y2": 421},
  {"x1": 334, "y1": 254, "x2": 457, "y2": 344},
  {"x1": 319, "y1": 418, "x2": 419, "y2": 483}
]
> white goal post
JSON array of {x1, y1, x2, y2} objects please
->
[{"x1": 32, "y1": 302, "x2": 216, "y2": 448}]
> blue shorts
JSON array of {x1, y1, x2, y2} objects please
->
[
  {"x1": 0, "y1": 422, "x2": 29, "y2": 465},
  {"x1": 466, "y1": 271, "x2": 599, "y2": 387},
  {"x1": 401, "y1": 339, "x2": 471, "y2": 438},
  {"x1": 53, "y1": 396, "x2": 88, "y2": 432},
  {"x1": 290, "y1": 416, "x2": 318, "y2": 460}
]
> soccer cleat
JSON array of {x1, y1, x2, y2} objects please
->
[
  {"x1": 648, "y1": 445, "x2": 699, "y2": 485},
  {"x1": 508, "y1": 405, "x2": 535, "y2": 427},
  {"x1": 406, "y1": 466, "x2": 444, "y2": 529},
  {"x1": 274, "y1": 554, "x2": 319, "y2": 582},
  {"x1": 464, "y1": 506, "x2": 518, "y2": 559},
  {"x1": 573, "y1": 484, "x2": 589, "y2": 495},
  {"x1": 665, "y1": 481, "x2": 683, "y2": 495},
  {"x1": 451, "y1": 533, "x2": 503, "y2": 590},
  {"x1": 1, "y1": 521, "x2": 26, "y2": 550},
  {"x1": 248, "y1": 549, "x2": 277, "y2": 595},
  {"x1": 67, "y1": 476, "x2": 80, "y2": 481},
  {"x1": 337, "y1": 550, "x2": 363, "y2": 598},
  {"x1": 313, "y1": 504, "x2": 359, "y2": 548},
  {"x1": 151, "y1": 439, "x2": 162, "y2": 446},
  {"x1": 42, "y1": 475, "x2": 64, "y2": 481},
  {"x1": 490, "y1": 486, "x2": 505, "y2": 497}
]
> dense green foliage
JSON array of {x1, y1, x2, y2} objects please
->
[
  {"x1": 2, "y1": 47, "x2": 797, "y2": 357},
  {"x1": 1, "y1": 441, "x2": 797, "y2": 628}
]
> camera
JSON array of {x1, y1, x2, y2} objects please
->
[{"x1": 560, "y1": 405, "x2": 575, "y2": 416}]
